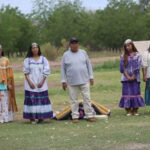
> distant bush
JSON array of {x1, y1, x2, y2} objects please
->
[
  {"x1": 59, "y1": 39, "x2": 89, "y2": 55},
  {"x1": 79, "y1": 45, "x2": 88, "y2": 53},
  {"x1": 93, "y1": 59, "x2": 119, "y2": 71},
  {"x1": 41, "y1": 43, "x2": 58, "y2": 61},
  {"x1": 59, "y1": 39, "x2": 69, "y2": 55}
]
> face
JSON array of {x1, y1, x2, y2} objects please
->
[
  {"x1": 32, "y1": 46, "x2": 39, "y2": 56},
  {"x1": 126, "y1": 43, "x2": 133, "y2": 53},
  {"x1": 70, "y1": 42, "x2": 79, "y2": 52}
]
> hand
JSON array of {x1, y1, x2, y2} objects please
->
[
  {"x1": 90, "y1": 79, "x2": 94, "y2": 86},
  {"x1": 130, "y1": 75, "x2": 136, "y2": 81},
  {"x1": 8, "y1": 84, "x2": 12, "y2": 90},
  {"x1": 29, "y1": 82, "x2": 35, "y2": 89},
  {"x1": 143, "y1": 76, "x2": 147, "y2": 82},
  {"x1": 127, "y1": 76, "x2": 132, "y2": 81},
  {"x1": 38, "y1": 81, "x2": 44, "y2": 88},
  {"x1": 62, "y1": 82, "x2": 67, "y2": 90}
]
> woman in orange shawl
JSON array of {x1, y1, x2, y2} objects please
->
[{"x1": 0, "y1": 45, "x2": 17, "y2": 123}]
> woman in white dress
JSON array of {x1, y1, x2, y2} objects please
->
[{"x1": 23, "y1": 43, "x2": 53, "y2": 124}]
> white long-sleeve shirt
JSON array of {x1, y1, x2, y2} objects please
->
[
  {"x1": 61, "y1": 49, "x2": 94, "y2": 86},
  {"x1": 142, "y1": 50, "x2": 150, "y2": 78},
  {"x1": 23, "y1": 56, "x2": 50, "y2": 92}
]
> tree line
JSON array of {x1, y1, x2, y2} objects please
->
[{"x1": 0, "y1": 0, "x2": 150, "y2": 56}]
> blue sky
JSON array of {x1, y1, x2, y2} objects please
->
[{"x1": 0, "y1": 0, "x2": 108, "y2": 14}]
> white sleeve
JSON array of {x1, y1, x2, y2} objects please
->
[
  {"x1": 61, "y1": 55, "x2": 66, "y2": 83},
  {"x1": 43, "y1": 57, "x2": 50, "y2": 77},
  {"x1": 142, "y1": 51, "x2": 148, "y2": 68},
  {"x1": 85, "y1": 52, "x2": 94, "y2": 79},
  {"x1": 23, "y1": 58, "x2": 30, "y2": 74}
]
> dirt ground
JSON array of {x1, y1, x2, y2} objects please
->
[{"x1": 12, "y1": 56, "x2": 119, "y2": 71}]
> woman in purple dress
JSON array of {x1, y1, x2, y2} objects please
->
[{"x1": 119, "y1": 39, "x2": 145, "y2": 116}]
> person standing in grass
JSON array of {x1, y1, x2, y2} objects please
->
[
  {"x1": 119, "y1": 39, "x2": 145, "y2": 116},
  {"x1": 0, "y1": 45, "x2": 18, "y2": 123},
  {"x1": 23, "y1": 43, "x2": 53, "y2": 124},
  {"x1": 142, "y1": 45, "x2": 150, "y2": 105},
  {"x1": 61, "y1": 37, "x2": 95, "y2": 123}
]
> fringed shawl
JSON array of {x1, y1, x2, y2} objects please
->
[{"x1": 0, "y1": 57, "x2": 18, "y2": 112}]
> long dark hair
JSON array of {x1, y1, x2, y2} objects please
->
[
  {"x1": 123, "y1": 42, "x2": 138, "y2": 66},
  {"x1": 26, "y1": 44, "x2": 41, "y2": 58}
]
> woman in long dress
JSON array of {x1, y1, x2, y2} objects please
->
[
  {"x1": 23, "y1": 43, "x2": 53, "y2": 124},
  {"x1": 0, "y1": 45, "x2": 18, "y2": 123},
  {"x1": 119, "y1": 39, "x2": 145, "y2": 116}
]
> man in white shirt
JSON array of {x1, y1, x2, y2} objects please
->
[{"x1": 61, "y1": 37, "x2": 95, "y2": 123}]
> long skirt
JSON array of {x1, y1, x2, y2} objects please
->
[
  {"x1": 145, "y1": 78, "x2": 150, "y2": 105},
  {"x1": 0, "y1": 90, "x2": 14, "y2": 123},
  {"x1": 23, "y1": 90, "x2": 53, "y2": 120},
  {"x1": 119, "y1": 81, "x2": 145, "y2": 108}
]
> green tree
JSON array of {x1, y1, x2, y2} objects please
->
[
  {"x1": 0, "y1": 6, "x2": 38, "y2": 56},
  {"x1": 139, "y1": 0, "x2": 150, "y2": 11},
  {"x1": 94, "y1": 0, "x2": 148, "y2": 49}
]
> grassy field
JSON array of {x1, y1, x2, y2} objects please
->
[{"x1": 1, "y1": 59, "x2": 150, "y2": 150}]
